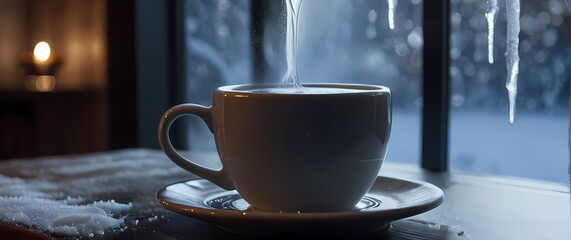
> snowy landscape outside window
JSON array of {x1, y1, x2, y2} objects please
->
[
  {"x1": 450, "y1": 0, "x2": 569, "y2": 183},
  {"x1": 182, "y1": 0, "x2": 569, "y2": 183}
]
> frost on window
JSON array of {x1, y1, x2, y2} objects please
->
[
  {"x1": 184, "y1": 0, "x2": 251, "y2": 152},
  {"x1": 450, "y1": 0, "x2": 570, "y2": 183}
]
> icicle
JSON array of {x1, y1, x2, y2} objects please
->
[
  {"x1": 568, "y1": 73, "x2": 571, "y2": 187},
  {"x1": 505, "y1": 0, "x2": 520, "y2": 123},
  {"x1": 282, "y1": 0, "x2": 304, "y2": 88},
  {"x1": 387, "y1": 0, "x2": 398, "y2": 30},
  {"x1": 485, "y1": 0, "x2": 498, "y2": 63},
  {"x1": 568, "y1": 59, "x2": 571, "y2": 187}
]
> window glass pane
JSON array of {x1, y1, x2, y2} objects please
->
[
  {"x1": 450, "y1": 0, "x2": 569, "y2": 183},
  {"x1": 292, "y1": 0, "x2": 423, "y2": 165},
  {"x1": 183, "y1": 0, "x2": 252, "y2": 152},
  {"x1": 183, "y1": 0, "x2": 423, "y2": 166}
]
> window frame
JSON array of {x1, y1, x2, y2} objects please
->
[
  {"x1": 108, "y1": 0, "x2": 186, "y2": 150},
  {"x1": 421, "y1": 1, "x2": 450, "y2": 171}
]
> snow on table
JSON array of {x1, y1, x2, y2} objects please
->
[{"x1": 0, "y1": 149, "x2": 193, "y2": 238}]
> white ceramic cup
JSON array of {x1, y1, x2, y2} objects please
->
[{"x1": 158, "y1": 83, "x2": 391, "y2": 212}]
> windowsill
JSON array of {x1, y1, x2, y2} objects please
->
[{"x1": 0, "y1": 148, "x2": 569, "y2": 239}]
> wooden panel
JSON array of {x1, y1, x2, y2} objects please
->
[
  {"x1": 0, "y1": 0, "x2": 28, "y2": 89},
  {"x1": 0, "y1": 91, "x2": 106, "y2": 159}
]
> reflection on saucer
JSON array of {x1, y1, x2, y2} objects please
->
[{"x1": 203, "y1": 192, "x2": 384, "y2": 213}]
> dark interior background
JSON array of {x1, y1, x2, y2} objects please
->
[{"x1": 0, "y1": 0, "x2": 177, "y2": 159}]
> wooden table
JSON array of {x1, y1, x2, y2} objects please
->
[{"x1": 0, "y1": 149, "x2": 569, "y2": 239}]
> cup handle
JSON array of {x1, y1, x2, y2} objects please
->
[{"x1": 158, "y1": 104, "x2": 234, "y2": 190}]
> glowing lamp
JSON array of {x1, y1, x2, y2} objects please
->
[
  {"x1": 33, "y1": 41, "x2": 51, "y2": 62},
  {"x1": 23, "y1": 41, "x2": 61, "y2": 92}
]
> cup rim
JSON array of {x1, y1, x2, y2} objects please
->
[{"x1": 216, "y1": 83, "x2": 390, "y2": 95}]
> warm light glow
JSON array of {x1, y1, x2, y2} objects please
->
[
  {"x1": 33, "y1": 41, "x2": 51, "y2": 62},
  {"x1": 25, "y1": 75, "x2": 56, "y2": 92}
]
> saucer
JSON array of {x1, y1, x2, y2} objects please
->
[{"x1": 157, "y1": 176, "x2": 444, "y2": 235}]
